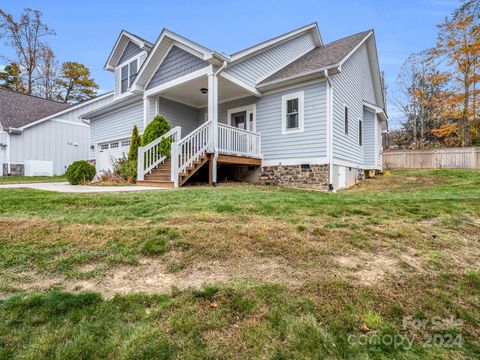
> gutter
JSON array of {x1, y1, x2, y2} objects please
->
[
  {"x1": 324, "y1": 69, "x2": 334, "y2": 191},
  {"x1": 5, "y1": 127, "x2": 23, "y2": 135}
]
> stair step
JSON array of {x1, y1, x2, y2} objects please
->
[
  {"x1": 137, "y1": 180, "x2": 174, "y2": 188},
  {"x1": 145, "y1": 175, "x2": 171, "y2": 181},
  {"x1": 150, "y1": 168, "x2": 171, "y2": 175}
]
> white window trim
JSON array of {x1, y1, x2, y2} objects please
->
[
  {"x1": 117, "y1": 53, "x2": 143, "y2": 94},
  {"x1": 282, "y1": 91, "x2": 304, "y2": 134},
  {"x1": 227, "y1": 104, "x2": 256, "y2": 132}
]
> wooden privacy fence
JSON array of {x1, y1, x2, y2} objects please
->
[{"x1": 383, "y1": 148, "x2": 480, "y2": 169}]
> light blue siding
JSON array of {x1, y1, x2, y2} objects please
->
[
  {"x1": 117, "y1": 41, "x2": 142, "y2": 65},
  {"x1": 363, "y1": 108, "x2": 376, "y2": 166},
  {"x1": 224, "y1": 32, "x2": 316, "y2": 87},
  {"x1": 331, "y1": 43, "x2": 377, "y2": 165},
  {"x1": 256, "y1": 82, "x2": 327, "y2": 162},
  {"x1": 157, "y1": 97, "x2": 199, "y2": 136},
  {"x1": 90, "y1": 101, "x2": 144, "y2": 158},
  {"x1": 146, "y1": 46, "x2": 207, "y2": 90},
  {"x1": 376, "y1": 118, "x2": 384, "y2": 167}
]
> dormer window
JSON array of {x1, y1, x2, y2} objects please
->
[{"x1": 120, "y1": 59, "x2": 138, "y2": 93}]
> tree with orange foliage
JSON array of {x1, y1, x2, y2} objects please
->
[{"x1": 432, "y1": 12, "x2": 479, "y2": 146}]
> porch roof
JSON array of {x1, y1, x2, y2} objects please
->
[{"x1": 145, "y1": 70, "x2": 258, "y2": 109}]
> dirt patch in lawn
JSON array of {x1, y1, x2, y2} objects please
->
[
  {"x1": 10, "y1": 257, "x2": 307, "y2": 298},
  {"x1": 333, "y1": 251, "x2": 431, "y2": 286}
]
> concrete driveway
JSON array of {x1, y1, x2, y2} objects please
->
[{"x1": 0, "y1": 182, "x2": 166, "y2": 193}]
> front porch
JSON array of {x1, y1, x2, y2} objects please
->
[{"x1": 136, "y1": 66, "x2": 262, "y2": 188}]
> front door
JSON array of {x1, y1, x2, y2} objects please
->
[{"x1": 230, "y1": 108, "x2": 255, "y2": 132}]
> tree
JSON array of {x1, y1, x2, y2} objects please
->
[
  {"x1": 56, "y1": 62, "x2": 98, "y2": 103},
  {"x1": 0, "y1": 62, "x2": 26, "y2": 92},
  {"x1": 128, "y1": 125, "x2": 141, "y2": 162},
  {"x1": 432, "y1": 13, "x2": 480, "y2": 146},
  {"x1": 395, "y1": 52, "x2": 451, "y2": 148},
  {"x1": 0, "y1": 8, "x2": 55, "y2": 95},
  {"x1": 34, "y1": 44, "x2": 59, "y2": 100}
]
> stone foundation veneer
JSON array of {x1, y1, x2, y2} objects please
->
[{"x1": 259, "y1": 164, "x2": 329, "y2": 190}]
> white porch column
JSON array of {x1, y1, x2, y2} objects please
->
[
  {"x1": 208, "y1": 68, "x2": 219, "y2": 184},
  {"x1": 143, "y1": 95, "x2": 150, "y2": 129}
]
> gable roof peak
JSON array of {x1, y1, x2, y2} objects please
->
[{"x1": 104, "y1": 29, "x2": 153, "y2": 71}]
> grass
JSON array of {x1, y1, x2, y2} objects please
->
[
  {"x1": 0, "y1": 169, "x2": 479, "y2": 359},
  {"x1": 0, "y1": 175, "x2": 66, "y2": 184}
]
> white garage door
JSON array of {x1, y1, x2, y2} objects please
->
[{"x1": 97, "y1": 138, "x2": 130, "y2": 173}]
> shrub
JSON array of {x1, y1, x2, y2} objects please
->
[
  {"x1": 141, "y1": 114, "x2": 172, "y2": 158},
  {"x1": 113, "y1": 155, "x2": 137, "y2": 182},
  {"x1": 91, "y1": 170, "x2": 128, "y2": 185},
  {"x1": 141, "y1": 115, "x2": 171, "y2": 146},
  {"x1": 65, "y1": 160, "x2": 96, "y2": 185}
]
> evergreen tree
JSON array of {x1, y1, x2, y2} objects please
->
[{"x1": 128, "y1": 125, "x2": 141, "y2": 162}]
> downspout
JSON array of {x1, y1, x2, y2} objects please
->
[
  {"x1": 324, "y1": 69, "x2": 334, "y2": 191},
  {"x1": 211, "y1": 60, "x2": 228, "y2": 186}
]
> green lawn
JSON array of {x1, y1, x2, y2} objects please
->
[
  {"x1": 0, "y1": 175, "x2": 66, "y2": 184},
  {"x1": 0, "y1": 169, "x2": 479, "y2": 359}
]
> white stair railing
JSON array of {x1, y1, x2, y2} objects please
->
[
  {"x1": 137, "y1": 127, "x2": 181, "y2": 181},
  {"x1": 171, "y1": 120, "x2": 211, "y2": 187},
  {"x1": 217, "y1": 123, "x2": 261, "y2": 158}
]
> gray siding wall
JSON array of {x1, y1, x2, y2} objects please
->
[
  {"x1": 157, "y1": 97, "x2": 199, "y2": 136},
  {"x1": 89, "y1": 101, "x2": 144, "y2": 159},
  {"x1": 117, "y1": 41, "x2": 142, "y2": 65},
  {"x1": 256, "y1": 82, "x2": 327, "y2": 162},
  {"x1": 363, "y1": 108, "x2": 375, "y2": 166},
  {"x1": 10, "y1": 121, "x2": 89, "y2": 175},
  {"x1": 225, "y1": 32, "x2": 316, "y2": 87},
  {"x1": 331, "y1": 43, "x2": 377, "y2": 165},
  {"x1": 146, "y1": 46, "x2": 207, "y2": 90},
  {"x1": 7, "y1": 94, "x2": 113, "y2": 174}
]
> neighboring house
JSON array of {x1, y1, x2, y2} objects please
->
[
  {"x1": 82, "y1": 23, "x2": 387, "y2": 190},
  {"x1": 0, "y1": 88, "x2": 113, "y2": 176}
]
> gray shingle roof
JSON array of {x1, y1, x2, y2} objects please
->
[
  {"x1": 258, "y1": 30, "x2": 372, "y2": 86},
  {"x1": 0, "y1": 88, "x2": 70, "y2": 129}
]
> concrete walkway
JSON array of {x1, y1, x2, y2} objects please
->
[{"x1": 0, "y1": 182, "x2": 166, "y2": 193}]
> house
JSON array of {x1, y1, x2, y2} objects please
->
[
  {"x1": 82, "y1": 23, "x2": 387, "y2": 190},
  {"x1": 0, "y1": 88, "x2": 113, "y2": 176}
]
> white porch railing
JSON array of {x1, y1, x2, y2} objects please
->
[
  {"x1": 138, "y1": 120, "x2": 261, "y2": 186},
  {"x1": 217, "y1": 123, "x2": 261, "y2": 158},
  {"x1": 137, "y1": 126, "x2": 181, "y2": 181},
  {"x1": 171, "y1": 120, "x2": 211, "y2": 187}
]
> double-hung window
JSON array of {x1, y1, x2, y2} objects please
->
[
  {"x1": 281, "y1": 91, "x2": 304, "y2": 134},
  {"x1": 120, "y1": 59, "x2": 138, "y2": 94},
  {"x1": 344, "y1": 105, "x2": 349, "y2": 135},
  {"x1": 358, "y1": 119, "x2": 363, "y2": 146}
]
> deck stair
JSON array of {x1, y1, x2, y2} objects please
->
[{"x1": 137, "y1": 119, "x2": 261, "y2": 188}]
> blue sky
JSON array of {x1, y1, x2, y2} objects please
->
[{"x1": 1, "y1": 0, "x2": 460, "y2": 128}]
